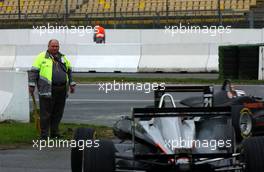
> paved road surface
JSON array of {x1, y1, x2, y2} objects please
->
[
  {"x1": 61, "y1": 84, "x2": 264, "y2": 126},
  {"x1": 73, "y1": 72, "x2": 218, "y2": 79},
  {"x1": 0, "y1": 147, "x2": 71, "y2": 172}
]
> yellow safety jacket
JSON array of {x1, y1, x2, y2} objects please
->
[{"x1": 28, "y1": 51, "x2": 74, "y2": 97}]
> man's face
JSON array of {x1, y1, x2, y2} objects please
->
[{"x1": 48, "y1": 41, "x2": 59, "y2": 55}]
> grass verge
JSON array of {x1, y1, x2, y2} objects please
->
[{"x1": 0, "y1": 120, "x2": 113, "y2": 148}]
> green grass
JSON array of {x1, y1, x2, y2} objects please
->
[
  {"x1": 0, "y1": 120, "x2": 113, "y2": 147},
  {"x1": 73, "y1": 76, "x2": 264, "y2": 84}
]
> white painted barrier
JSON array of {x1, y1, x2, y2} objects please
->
[
  {"x1": 0, "y1": 90, "x2": 13, "y2": 119},
  {"x1": 0, "y1": 45, "x2": 16, "y2": 69},
  {"x1": 220, "y1": 29, "x2": 262, "y2": 44},
  {"x1": 75, "y1": 44, "x2": 141, "y2": 72},
  {"x1": 13, "y1": 45, "x2": 46, "y2": 70},
  {"x1": 141, "y1": 29, "x2": 222, "y2": 44},
  {"x1": 0, "y1": 29, "x2": 30, "y2": 45},
  {"x1": 261, "y1": 28, "x2": 264, "y2": 43},
  {"x1": 64, "y1": 31, "x2": 94, "y2": 44},
  {"x1": 0, "y1": 71, "x2": 29, "y2": 122},
  {"x1": 206, "y1": 44, "x2": 219, "y2": 72},
  {"x1": 0, "y1": 42, "x2": 260, "y2": 73},
  {"x1": 6, "y1": 44, "x2": 140, "y2": 72},
  {"x1": 106, "y1": 30, "x2": 141, "y2": 43},
  {"x1": 259, "y1": 46, "x2": 264, "y2": 80},
  {"x1": 30, "y1": 29, "x2": 141, "y2": 44},
  {"x1": 0, "y1": 29, "x2": 263, "y2": 73},
  {"x1": 30, "y1": 29, "x2": 67, "y2": 45},
  {"x1": 138, "y1": 44, "x2": 211, "y2": 72},
  {"x1": 0, "y1": 29, "x2": 263, "y2": 45},
  {"x1": 12, "y1": 45, "x2": 78, "y2": 70}
]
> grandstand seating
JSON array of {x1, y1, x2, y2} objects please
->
[
  {"x1": 73, "y1": 0, "x2": 257, "y2": 16},
  {"x1": 0, "y1": 0, "x2": 259, "y2": 15},
  {"x1": 0, "y1": 0, "x2": 263, "y2": 26}
]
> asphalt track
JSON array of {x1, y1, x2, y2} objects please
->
[
  {"x1": 61, "y1": 84, "x2": 264, "y2": 127},
  {"x1": 0, "y1": 147, "x2": 71, "y2": 172},
  {"x1": 73, "y1": 72, "x2": 219, "y2": 79}
]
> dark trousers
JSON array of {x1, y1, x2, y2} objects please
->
[{"x1": 39, "y1": 85, "x2": 67, "y2": 138}]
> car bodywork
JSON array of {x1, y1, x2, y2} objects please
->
[{"x1": 112, "y1": 82, "x2": 264, "y2": 171}]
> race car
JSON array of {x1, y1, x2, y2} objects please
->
[
  {"x1": 178, "y1": 80, "x2": 264, "y2": 141},
  {"x1": 71, "y1": 82, "x2": 264, "y2": 172}
]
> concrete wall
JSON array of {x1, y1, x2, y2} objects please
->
[
  {"x1": 262, "y1": 29, "x2": 264, "y2": 43},
  {"x1": 0, "y1": 29, "x2": 263, "y2": 72},
  {"x1": 259, "y1": 46, "x2": 264, "y2": 80},
  {"x1": 0, "y1": 71, "x2": 29, "y2": 122},
  {"x1": 0, "y1": 45, "x2": 16, "y2": 70},
  {"x1": 6, "y1": 44, "x2": 141, "y2": 72},
  {"x1": 74, "y1": 44, "x2": 141, "y2": 72},
  {"x1": 0, "y1": 29, "x2": 263, "y2": 45},
  {"x1": 138, "y1": 43, "x2": 212, "y2": 72}
]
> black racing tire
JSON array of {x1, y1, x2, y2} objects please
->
[
  {"x1": 71, "y1": 128, "x2": 95, "y2": 172},
  {"x1": 242, "y1": 137, "x2": 264, "y2": 172},
  {"x1": 232, "y1": 106, "x2": 253, "y2": 142},
  {"x1": 83, "y1": 139, "x2": 115, "y2": 172}
]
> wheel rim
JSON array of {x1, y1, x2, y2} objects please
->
[{"x1": 239, "y1": 111, "x2": 252, "y2": 137}]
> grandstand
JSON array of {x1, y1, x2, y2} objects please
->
[{"x1": 0, "y1": 0, "x2": 263, "y2": 28}]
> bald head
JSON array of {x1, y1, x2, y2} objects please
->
[{"x1": 48, "y1": 39, "x2": 59, "y2": 56}]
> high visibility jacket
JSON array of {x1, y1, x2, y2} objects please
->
[
  {"x1": 95, "y1": 26, "x2": 105, "y2": 38},
  {"x1": 28, "y1": 51, "x2": 74, "y2": 97}
]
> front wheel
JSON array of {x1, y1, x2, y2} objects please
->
[
  {"x1": 71, "y1": 128, "x2": 95, "y2": 172},
  {"x1": 83, "y1": 139, "x2": 116, "y2": 172},
  {"x1": 241, "y1": 137, "x2": 264, "y2": 172}
]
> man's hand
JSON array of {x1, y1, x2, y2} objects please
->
[
  {"x1": 29, "y1": 86, "x2": 35, "y2": 95},
  {"x1": 70, "y1": 85, "x2": 75, "y2": 93}
]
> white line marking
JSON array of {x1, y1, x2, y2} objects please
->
[
  {"x1": 67, "y1": 99, "x2": 153, "y2": 102},
  {"x1": 30, "y1": 99, "x2": 181, "y2": 102}
]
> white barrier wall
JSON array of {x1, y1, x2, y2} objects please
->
[
  {"x1": 207, "y1": 44, "x2": 219, "y2": 72},
  {"x1": 0, "y1": 42, "x2": 260, "y2": 72},
  {"x1": 259, "y1": 46, "x2": 264, "y2": 80},
  {"x1": 0, "y1": 29, "x2": 263, "y2": 72},
  {"x1": 0, "y1": 45, "x2": 16, "y2": 69},
  {"x1": 141, "y1": 29, "x2": 223, "y2": 44},
  {"x1": 0, "y1": 29, "x2": 142, "y2": 45},
  {"x1": 75, "y1": 44, "x2": 141, "y2": 72},
  {"x1": 262, "y1": 28, "x2": 264, "y2": 43},
  {"x1": 220, "y1": 29, "x2": 263, "y2": 44},
  {"x1": 0, "y1": 90, "x2": 13, "y2": 119},
  {"x1": 0, "y1": 29, "x2": 263, "y2": 45},
  {"x1": 13, "y1": 45, "x2": 46, "y2": 70},
  {"x1": 0, "y1": 71, "x2": 29, "y2": 122},
  {"x1": 6, "y1": 44, "x2": 141, "y2": 72},
  {"x1": 138, "y1": 43, "x2": 213, "y2": 72},
  {"x1": 0, "y1": 30, "x2": 30, "y2": 45}
]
